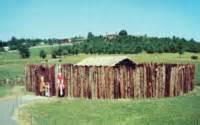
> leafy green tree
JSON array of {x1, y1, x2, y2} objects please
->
[
  {"x1": 62, "y1": 49, "x2": 69, "y2": 55},
  {"x1": 119, "y1": 30, "x2": 128, "y2": 36},
  {"x1": 56, "y1": 47, "x2": 63, "y2": 56},
  {"x1": 87, "y1": 32, "x2": 94, "y2": 40},
  {"x1": 134, "y1": 46, "x2": 142, "y2": 54},
  {"x1": 177, "y1": 42, "x2": 184, "y2": 58},
  {"x1": 0, "y1": 47, "x2": 5, "y2": 52},
  {"x1": 0, "y1": 40, "x2": 7, "y2": 47},
  {"x1": 51, "y1": 50, "x2": 57, "y2": 58},
  {"x1": 18, "y1": 44, "x2": 30, "y2": 58},
  {"x1": 145, "y1": 44, "x2": 155, "y2": 54},
  {"x1": 8, "y1": 36, "x2": 18, "y2": 50},
  {"x1": 39, "y1": 50, "x2": 47, "y2": 59}
]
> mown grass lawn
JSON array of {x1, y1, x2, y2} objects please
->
[{"x1": 18, "y1": 86, "x2": 200, "y2": 125}]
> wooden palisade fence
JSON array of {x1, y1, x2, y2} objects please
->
[
  {"x1": 25, "y1": 63, "x2": 195, "y2": 99},
  {"x1": 25, "y1": 64, "x2": 55, "y2": 96}
]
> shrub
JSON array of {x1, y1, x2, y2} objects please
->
[
  {"x1": 0, "y1": 47, "x2": 5, "y2": 52},
  {"x1": 62, "y1": 49, "x2": 69, "y2": 55},
  {"x1": 56, "y1": 47, "x2": 63, "y2": 56},
  {"x1": 133, "y1": 46, "x2": 142, "y2": 54},
  {"x1": 51, "y1": 52, "x2": 57, "y2": 59},
  {"x1": 18, "y1": 44, "x2": 30, "y2": 58},
  {"x1": 39, "y1": 50, "x2": 47, "y2": 59},
  {"x1": 191, "y1": 55, "x2": 198, "y2": 60},
  {"x1": 119, "y1": 30, "x2": 128, "y2": 36}
]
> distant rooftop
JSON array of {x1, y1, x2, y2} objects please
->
[{"x1": 76, "y1": 56, "x2": 135, "y2": 66}]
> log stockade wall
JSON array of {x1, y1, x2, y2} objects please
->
[
  {"x1": 62, "y1": 64, "x2": 195, "y2": 99},
  {"x1": 25, "y1": 64, "x2": 55, "y2": 96},
  {"x1": 25, "y1": 64, "x2": 195, "y2": 99}
]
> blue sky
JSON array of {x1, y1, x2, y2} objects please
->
[{"x1": 0, "y1": 0, "x2": 200, "y2": 41}]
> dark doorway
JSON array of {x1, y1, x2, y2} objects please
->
[{"x1": 35, "y1": 65, "x2": 56, "y2": 96}]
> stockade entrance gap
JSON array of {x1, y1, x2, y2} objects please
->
[
  {"x1": 25, "y1": 56, "x2": 195, "y2": 99},
  {"x1": 25, "y1": 64, "x2": 56, "y2": 96}
]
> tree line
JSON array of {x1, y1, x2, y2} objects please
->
[
  {"x1": 1, "y1": 30, "x2": 200, "y2": 58},
  {"x1": 52, "y1": 30, "x2": 200, "y2": 57},
  {"x1": 0, "y1": 36, "x2": 82, "y2": 52}
]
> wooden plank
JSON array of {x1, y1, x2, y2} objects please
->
[{"x1": 110, "y1": 67, "x2": 114, "y2": 99}]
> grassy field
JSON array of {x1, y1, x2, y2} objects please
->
[
  {"x1": 0, "y1": 47, "x2": 200, "y2": 125},
  {"x1": 17, "y1": 86, "x2": 200, "y2": 125},
  {"x1": 0, "y1": 85, "x2": 26, "y2": 98},
  {"x1": 0, "y1": 86, "x2": 12, "y2": 97},
  {"x1": 0, "y1": 47, "x2": 200, "y2": 81}
]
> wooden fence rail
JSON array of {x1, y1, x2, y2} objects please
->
[
  {"x1": 25, "y1": 63, "x2": 195, "y2": 99},
  {"x1": 0, "y1": 77, "x2": 25, "y2": 86}
]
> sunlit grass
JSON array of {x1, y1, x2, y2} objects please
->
[
  {"x1": 0, "y1": 47, "x2": 199, "y2": 125},
  {"x1": 18, "y1": 87, "x2": 200, "y2": 125}
]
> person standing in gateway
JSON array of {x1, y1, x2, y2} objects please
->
[
  {"x1": 39, "y1": 76, "x2": 46, "y2": 96},
  {"x1": 57, "y1": 65, "x2": 65, "y2": 97}
]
